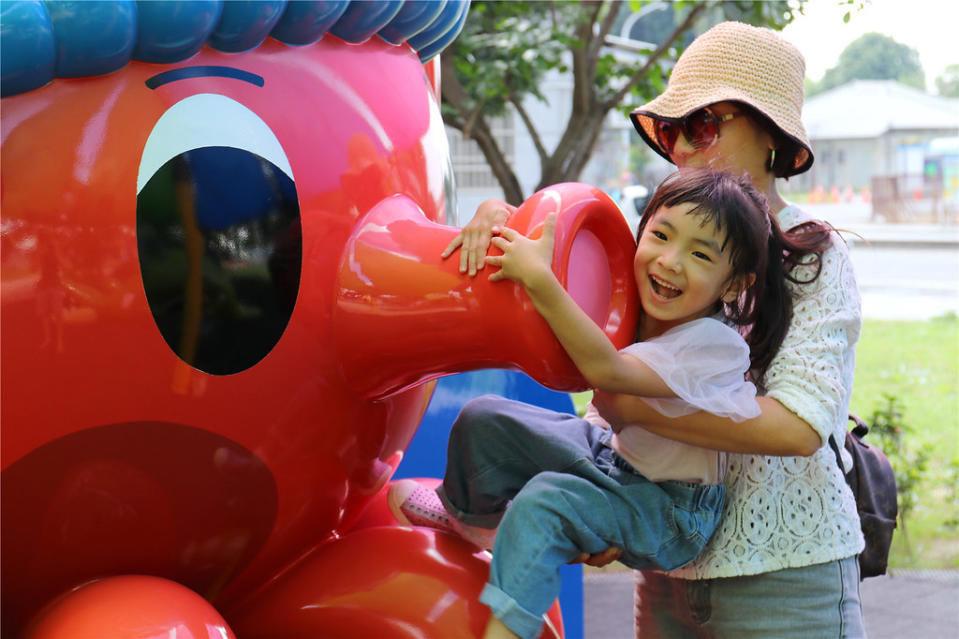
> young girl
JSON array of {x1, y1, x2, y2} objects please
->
[{"x1": 389, "y1": 168, "x2": 830, "y2": 639}]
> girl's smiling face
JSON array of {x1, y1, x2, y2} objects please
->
[{"x1": 634, "y1": 202, "x2": 743, "y2": 336}]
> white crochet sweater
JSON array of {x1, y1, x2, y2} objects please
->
[{"x1": 668, "y1": 204, "x2": 865, "y2": 579}]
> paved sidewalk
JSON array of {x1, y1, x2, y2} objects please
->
[
  {"x1": 803, "y1": 201, "x2": 959, "y2": 248},
  {"x1": 582, "y1": 569, "x2": 959, "y2": 639}
]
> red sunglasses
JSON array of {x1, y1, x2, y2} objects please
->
[{"x1": 653, "y1": 108, "x2": 741, "y2": 154}]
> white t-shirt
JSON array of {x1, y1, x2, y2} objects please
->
[{"x1": 585, "y1": 316, "x2": 759, "y2": 484}]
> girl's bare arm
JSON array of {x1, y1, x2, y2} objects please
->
[{"x1": 486, "y1": 214, "x2": 675, "y2": 398}]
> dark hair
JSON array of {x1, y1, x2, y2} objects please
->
[
  {"x1": 734, "y1": 103, "x2": 805, "y2": 179},
  {"x1": 637, "y1": 167, "x2": 832, "y2": 380}
]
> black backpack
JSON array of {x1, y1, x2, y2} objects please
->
[{"x1": 828, "y1": 414, "x2": 898, "y2": 579}]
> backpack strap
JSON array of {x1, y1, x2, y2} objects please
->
[
  {"x1": 828, "y1": 433, "x2": 845, "y2": 473},
  {"x1": 828, "y1": 413, "x2": 866, "y2": 474},
  {"x1": 849, "y1": 412, "x2": 869, "y2": 438}
]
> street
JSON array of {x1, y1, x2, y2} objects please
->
[
  {"x1": 807, "y1": 201, "x2": 958, "y2": 320},
  {"x1": 849, "y1": 244, "x2": 958, "y2": 320}
]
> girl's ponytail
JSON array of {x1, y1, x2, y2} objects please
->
[{"x1": 747, "y1": 217, "x2": 833, "y2": 381}]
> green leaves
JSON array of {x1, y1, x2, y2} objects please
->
[
  {"x1": 812, "y1": 32, "x2": 926, "y2": 95},
  {"x1": 867, "y1": 394, "x2": 933, "y2": 559},
  {"x1": 443, "y1": 0, "x2": 808, "y2": 201},
  {"x1": 447, "y1": 1, "x2": 570, "y2": 117},
  {"x1": 935, "y1": 64, "x2": 959, "y2": 98}
]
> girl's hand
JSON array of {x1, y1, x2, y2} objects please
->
[
  {"x1": 441, "y1": 199, "x2": 516, "y2": 277},
  {"x1": 486, "y1": 212, "x2": 557, "y2": 288}
]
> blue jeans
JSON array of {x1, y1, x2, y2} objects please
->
[
  {"x1": 439, "y1": 396, "x2": 725, "y2": 639},
  {"x1": 635, "y1": 556, "x2": 866, "y2": 638}
]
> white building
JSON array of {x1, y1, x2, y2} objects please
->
[{"x1": 797, "y1": 80, "x2": 959, "y2": 193}]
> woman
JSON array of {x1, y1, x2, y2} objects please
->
[{"x1": 444, "y1": 21, "x2": 866, "y2": 638}]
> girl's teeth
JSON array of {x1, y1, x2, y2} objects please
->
[{"x1": 651, "y1": 276, "x2": 681, "y2": 298}]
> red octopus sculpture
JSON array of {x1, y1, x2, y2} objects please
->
[{"x1": 0, "y1": 2, "x2": 637, "y2": 636}]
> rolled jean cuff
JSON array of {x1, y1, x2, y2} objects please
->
[
  {"x1": 479, "y1": 582, "x2": 543, "y2": 639},
  {"x1": 436, "y1": 485, "x2": 503, "y2": 529}
]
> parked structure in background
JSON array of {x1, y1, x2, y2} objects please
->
[{"x1": 797, "y1": 80, "x2": 959, "y2": 222}]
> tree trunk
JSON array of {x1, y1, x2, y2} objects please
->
[
  {"x1": 467, "y1": 122, "x2": 525, "y2": 205},
  {"x1": 441, "y1": 50, "x2": 525, "y2": 206}
]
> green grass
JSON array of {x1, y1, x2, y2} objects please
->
[
  {"x1": 575, "y1": 314, "x2": 959, "y2": 570},
  {"x1": 851, "y1": 314, "x2": 959, "y2": 570}
]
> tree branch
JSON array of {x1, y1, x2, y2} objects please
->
[
  {"x1": 580, "y1": 0, "x2": 605, "y2": 64},
  {"x1": 440, "y1": 49, "x2": 470, "y2": 114},
  {"x1": 461, "y1": 101, "x2": 486, "y2": 140},
  {"x1": 510, "y1": 94, "x2": 549, "y2": 164},
  {"x1": 604, "y1": 2, "x2": 708, "y2": 110},
  {"x1": 441, "y1": 49, "x2": 524, "y2": 204},
  {"x1": 589, "y1": 0, "x2": 620, "y2": 60},
  {"x1": 570, "y1": 11, "x2": 598, "y2": 117}
]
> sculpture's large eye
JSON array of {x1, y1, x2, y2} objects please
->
[{"x1": 137, "y1": 94, "x2": 301, "y2": 375}]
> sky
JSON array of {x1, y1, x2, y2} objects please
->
[{"x1": 781, "y1": 0, "x2": 959, "y2": 92}]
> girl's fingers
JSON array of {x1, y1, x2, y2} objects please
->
[
  {"x1": 541, "y1": 212, "x2": 557, "y2": 240},
  {"x1": 460, "y1": 229, "x2": 494, "y2": 276},
  {"x1": 495, "y1": 225, "x2": 520, "y2": 241},
  {"x1": 461, "y1": 237, "x2": 473, "y2": 274},
  {"x1": 461, "y1": 232, "x2": 477, "y2": 274}
]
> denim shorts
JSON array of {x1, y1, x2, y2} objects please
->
[{"x1": 634, "y1": 555, "x2": 866, "y2": 638}]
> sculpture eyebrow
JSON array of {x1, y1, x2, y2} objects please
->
[{"x1": 146, "y1": 65, "x2": 264, "y2": 89}]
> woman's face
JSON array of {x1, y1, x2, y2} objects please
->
[{"x1": 668, "y1": 102, "x2": 774, "y2": 181}]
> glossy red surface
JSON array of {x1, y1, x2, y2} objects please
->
[
  {"x1": 1, "y1": 34, "x2": 636, "y2": 637},
  {"x1": 233, "y1": 526, "x2": 565, "y2": 639},
  {"x1": 229, "y1": 478, "x2": 564, "y2": 639},
  {"x1": 23, "y1": 575, "x2": 236, "y2": 639}
]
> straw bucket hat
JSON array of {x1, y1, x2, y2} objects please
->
[{"x1": 631, "y1": 21, "x2": 813, "y2": 177}]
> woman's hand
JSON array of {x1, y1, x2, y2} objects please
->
[
  {"x1": 486, "y1": 212, "x2": 556, "y2": 287},
  {"x1": 591, "y1": 390, "x2": 641, "y2": 434},
  {"x1": 442, "y1": 199, "x2": 516, "y2": 277}
]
